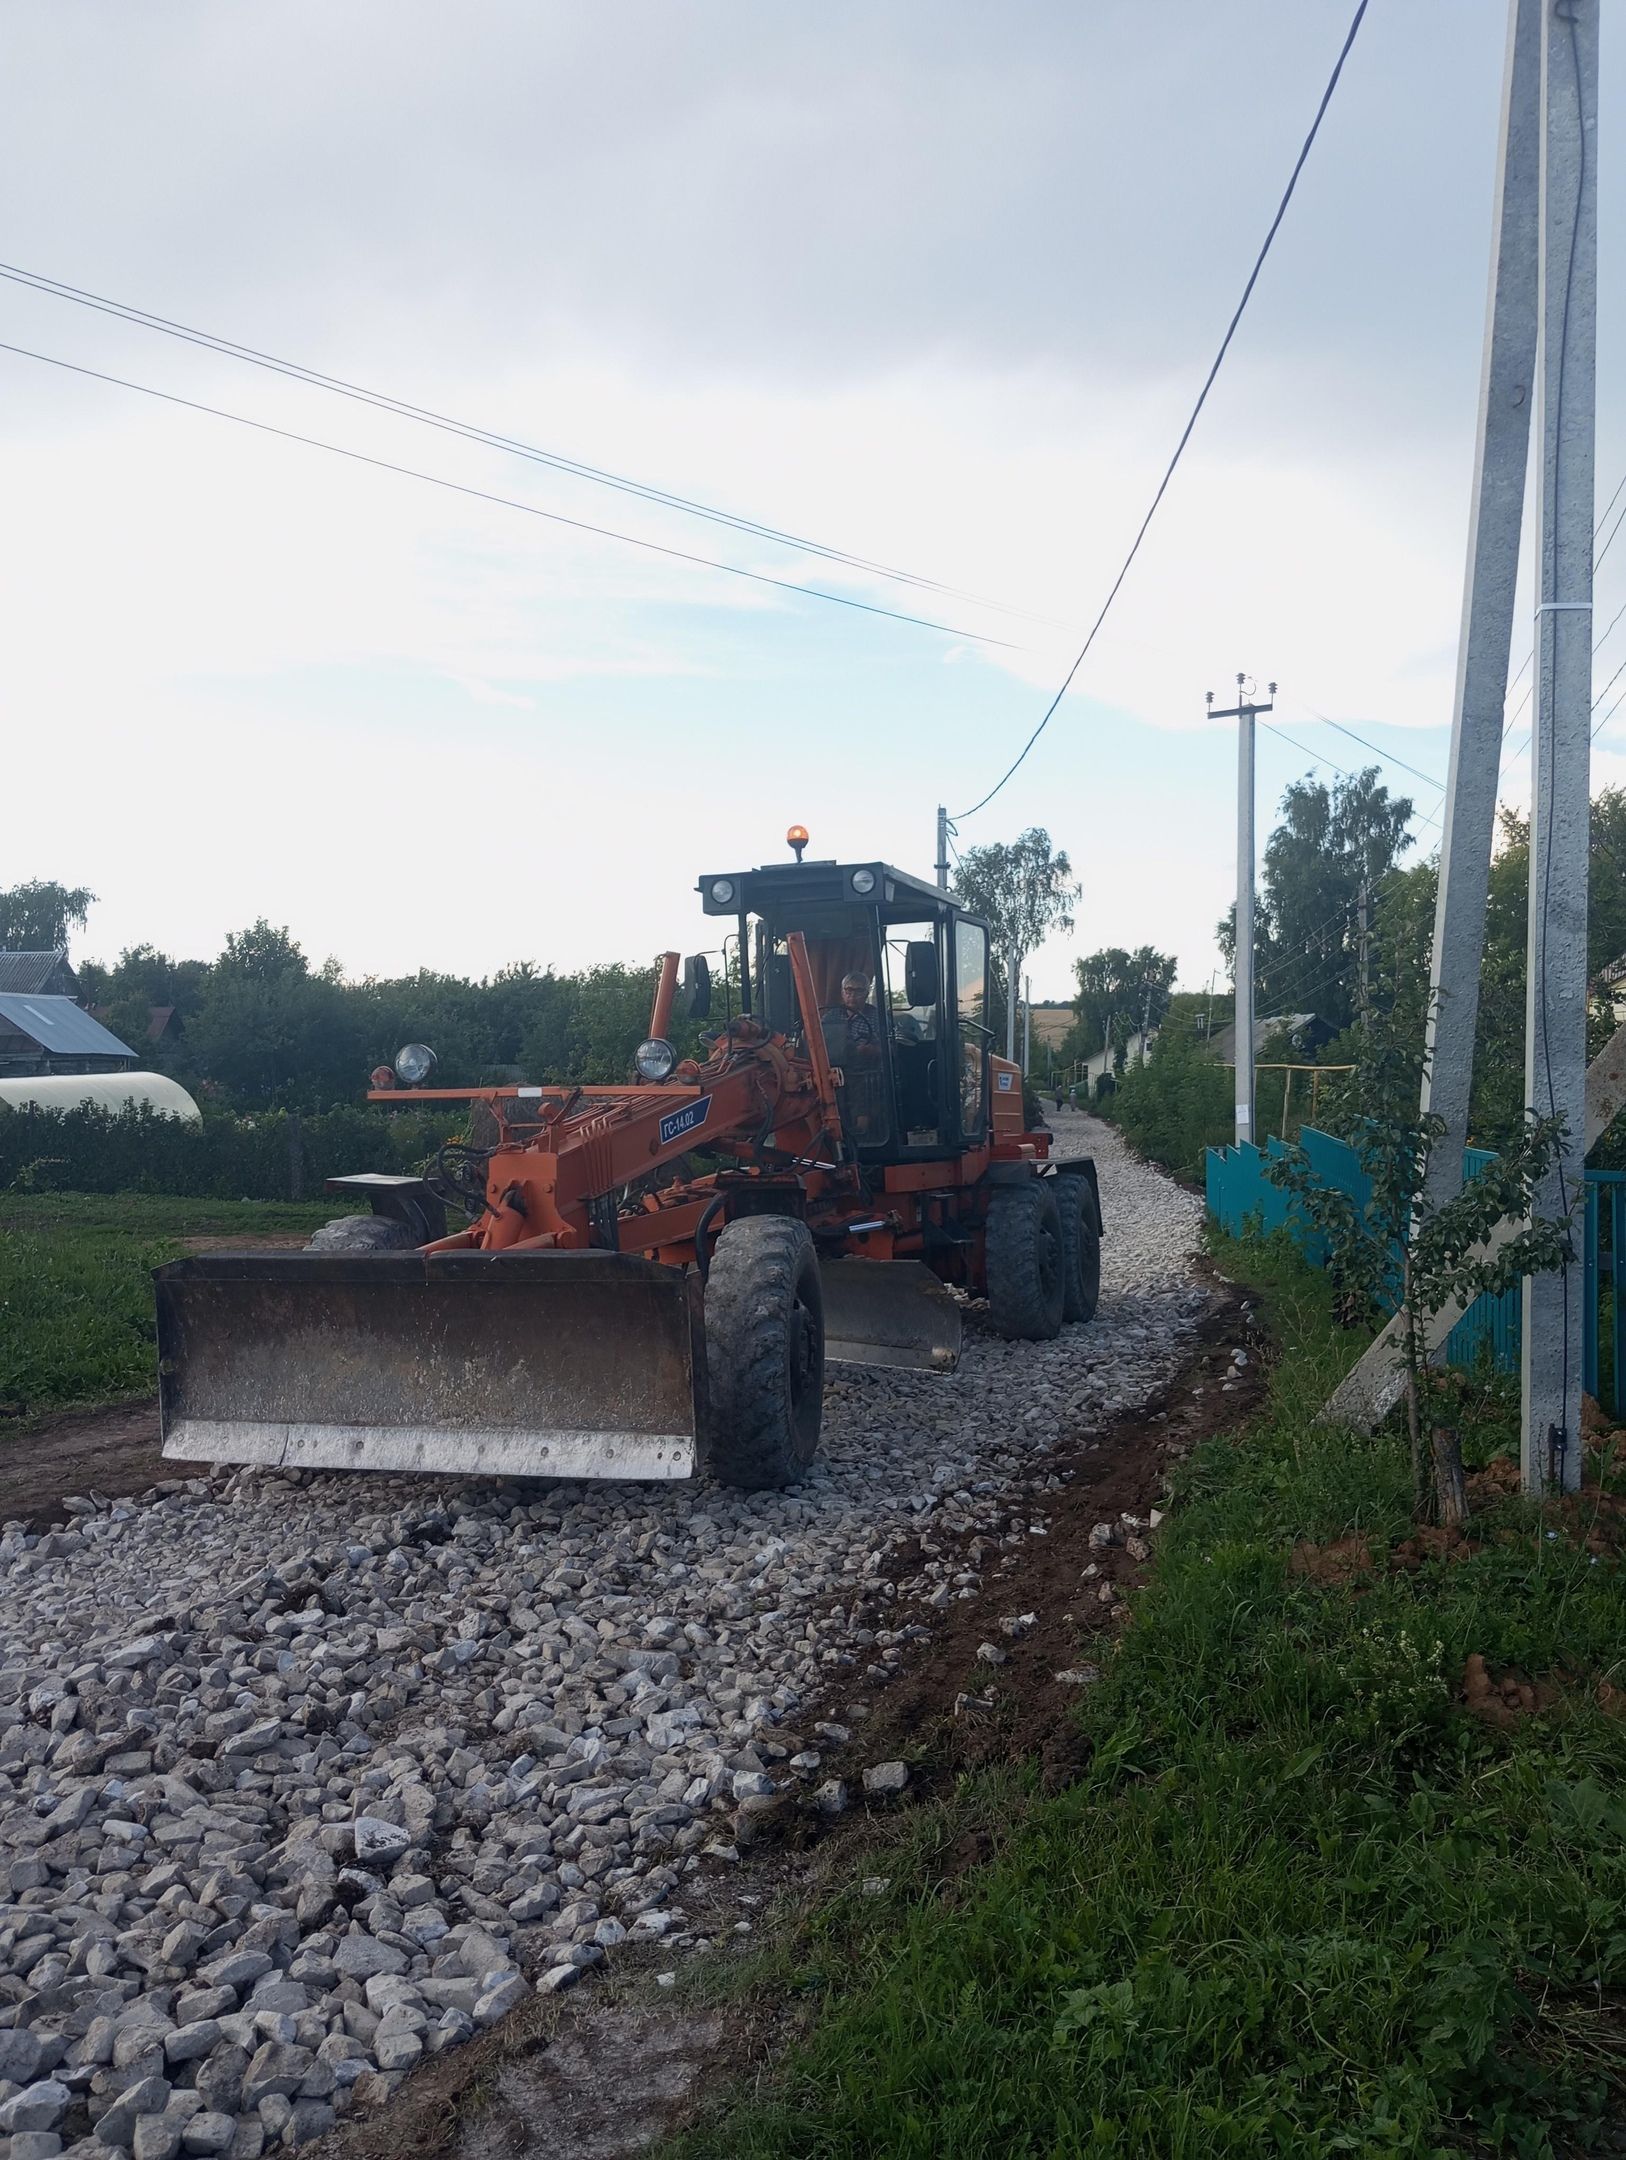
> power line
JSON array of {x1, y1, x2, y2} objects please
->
[
  {"x1": 1289, "y1": 705, "x2": 1445, "y2": 792},
  {"x1": 1498, "y1": 469, "x2": 1626, "y2": 754},
  {"x1": 950, "y1": 0, "x2": 1371, "y2": 821},
  {"x1": 0, "y1": 338, "x2": 1023, "y2": 650},
  {"x1": 1258, "y1": 719, "x2": 1442, "y2": 834},
  {"x1": 1592, "y1": 488, "x2": 1626, "y2": 576},
  {"x1": 1502, "y1": 603, "x2": 1626, "y2": 767},
  {"x1": 0, "y1": 258, "x2": 1058, "y2": 629},
  {"x1": 1591, "y1": 673, "x2": 1626, "y2": 740}
]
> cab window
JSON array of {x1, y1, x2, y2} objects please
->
[
  {"x1": 882, "y1": 922, "x2": 942, "y2": 1146},
  {"x1": 955, "y1": 920, "x2": 989, "y2": 1139}
]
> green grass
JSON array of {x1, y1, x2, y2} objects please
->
[
  {"x1": 0, "y1": 1192, "x2": 333, "y2": 1419},
  {"x1": 664, "y1": 1237, "x2": 1626, "y2": 2159}
]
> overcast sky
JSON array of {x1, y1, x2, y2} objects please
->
[{"x1": 2, "y1": 1, "x2": 1621, "y2": 1002}]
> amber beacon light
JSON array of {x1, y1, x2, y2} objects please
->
[{"x1": 786, "y1": 824, "x2": 810, "y2": 862}]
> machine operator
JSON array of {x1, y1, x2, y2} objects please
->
[{"x1": 821, "y1": 970, "x2": 884, "y2": 1134}]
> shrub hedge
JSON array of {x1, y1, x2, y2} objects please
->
[{"x1": 0, "y1": 1102, "x2": 467, "y2": 1202}]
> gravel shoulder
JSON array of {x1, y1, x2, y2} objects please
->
[{"x1": 0, "y1": 1116, "x2": 1204, "y2": 2158}]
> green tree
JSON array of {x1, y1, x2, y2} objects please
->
[
  {"x1": 1069, "y1": 945, "x2": 1177, "y2": 1071},
  {"x1": 186, "y1": 923, "x2": 370, "y2": 1108},
  {"x1": 0, "y1": 879, "x2": 96, "y2": 948},
  {"x1": 1103, "y1": 1005, "x2": 1233, "y2": 1176},
  {"x1": 953, "y1": 829, "x2": 1078, "y2": 1056},
  {"x1": 1217, "y1": 767, "x2": 1414, "y2": 1028},
  {"x1": 1312, "y1": 789, "x2": 1626, "y2": 1162},
  {"x1": 1470, "y1": 790, "x2": 1626, "y2": 1152}
]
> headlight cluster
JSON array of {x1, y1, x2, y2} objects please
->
[
  {"x1": 393, "y1": 1042, "x2": 437, "y2": 1085},
  {"x1": 635, "y1": 1037, "x2": 678, "y2": 1081}
]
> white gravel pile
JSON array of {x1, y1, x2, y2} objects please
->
[{"x1": 0, "y1": 1118, "x2": 1200, "y2": 2158}]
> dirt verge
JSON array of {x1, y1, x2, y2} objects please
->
[{"x1": 0, "y1": 1400, "x2": 206, "y2": 1530}]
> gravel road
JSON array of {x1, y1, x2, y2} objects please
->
[{"x1": 0, "y1": 1116, "x2": 1202, "y2": 2158}]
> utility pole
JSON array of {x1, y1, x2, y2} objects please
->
[
  {"x1": 1208, "y1": 675, "x2": 1275, "y2": 1148},
  {"x1": 1204, "y1": 973, "x2": 1216, "y2": 1042},
  {"x1": 1522, "y1": 0, "x2": 1597, "y2": 1496},
  {"x1": 1023, "y1": 973, "x2": 1032, "y2": 1074},
  {"x1": 1357, "y1": 879, "x2": 1372, "y2": 1027},
  {"x1": 1421, "y1": 0, "x2": 1541, "y2": 1204},
  {"x1": 1323, "y1": 0, "x2": 1604, "y2": 1472},
  {"x1": 935, "y1": 806, "x2": 950, "y2": 892},
  {"x1": 1006, "y1": 948, "x2": 1019, "y2": 1062}
]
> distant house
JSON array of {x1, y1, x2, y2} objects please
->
[
  {"x1": 91, "y1": 1001, "x2": 182, "y2": 1048},
  {"x1": 0, "y1": 948, "x2": 78, "y2": 999},
  {"x1": 1209, "y1": 1012, "x2": 1337, "y2": 1066},
  {"x1": 0, "y1": 994, "x2": 135, "y2": 1078},
  {"x1": 1081, "y1": 1027, "x2": 1158, "y2": 1083}
]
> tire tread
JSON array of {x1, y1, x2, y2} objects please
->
[
  {"x1": 985, "y1": 1181, "x2": 1065, "y2": 1340},
  {"x1": 705, "y1": 1216, "x2": 824, "y2": 1488}
]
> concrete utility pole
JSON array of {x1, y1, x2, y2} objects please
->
[
  {"x1": 1208, "y1": 675, "x2": 1275, "y2": 1147},
  {"x1": 935, "y1": 806, "x2": 950, "y2": 892},
  {"x1": 1023, "y1": 973, "x2": 1032, "y2": 1074},
  {"x1": 1420, "y1": 0, "x2": 1541, "y2": 1206},
  {"x1": 1357, "y1": 879, "x2": 1372, "y2": 1027},
  {"x1": 1523, "y1": 0, "x2": 1597, "y2": 1495},
  {"x1": 1006, "y1": 948, "x2": 1019, "y2": 1062}
]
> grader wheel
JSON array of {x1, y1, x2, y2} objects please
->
[
  {"x1": 985, "y1": 1181, "x2": 1065, "y2": 1340},
  {"x1": 704, "y1": 1216, "x2": 826, "y2": 1489},
  {"x1": 305, "y1": 1215, "x2": 417, "y2": 1253},
  {"x1": 1056, "y1": 1175, "x2": 1102, "y2": 1323}
]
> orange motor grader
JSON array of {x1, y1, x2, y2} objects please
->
[{"x1": 155, "y1": 842, "x2": 1102, "y2": 1490}]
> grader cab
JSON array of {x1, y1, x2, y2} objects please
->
[{"x1": 156, "y1": 842, "x2": 1102, "y2": 1490}]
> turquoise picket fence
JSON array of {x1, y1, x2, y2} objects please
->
[{"x1": 1205, "y1": 1128, "x2": 1626, "y2": 1415}]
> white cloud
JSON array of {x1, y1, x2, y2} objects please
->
[{"x1": 2, "y1": 0, "x2": 1619, "y2": 1012}]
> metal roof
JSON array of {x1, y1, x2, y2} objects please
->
[
  {"x1": 0, "y1": 950, "x2": 70, "y2": 993},
  {"x1": 0, "y1": 994, "x2": 134, "y2": 1057}
]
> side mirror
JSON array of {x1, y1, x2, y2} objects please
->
[
  {"x1": 904, "y1": 940, "x2": 940, "y2": 1007},
  {"x1": 767, "y1": 952, "x2": 795, "y2": 1030},
  {"x1": 681, "y1": 954, "x2": 712, "y2": 1020}
]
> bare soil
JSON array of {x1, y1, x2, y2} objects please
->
[
  {"x1": 0, "y1": 1400, "x2": 207, "y2": 1531},
  {"x1": 0, "y1": 1230, "x2": 306, "y2": 1529},
  {"x1": 306, "y1": 1282, "x2": 1268, "y2": 2160}
]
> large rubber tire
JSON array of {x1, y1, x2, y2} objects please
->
[
  {"x1": 985, "y1": 1180, "x2": 1065, "y2": 1341},
  {"x1": 1056, "y1": 1175, "x2": 1102, "y2": 1324},
  {"x1": 305, "y1": 1214, "x2": 417, "y2": 1253},
  {"x1": 704, "y1": 1216, "x2": 825, "y2": 1489}
]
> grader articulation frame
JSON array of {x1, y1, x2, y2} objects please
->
[{"x1": 156, "y1": 849, "x2": 1102, "y2": 1489}]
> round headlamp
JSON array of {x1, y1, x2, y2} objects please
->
[
  {"x1": 393, "y1": 1042, "x2": 437, "y2": 1086},
  {"x1": 850, "y1": 868, "x2": 877, "y2": 895},
  {"x1": 710, "y1": 878, "x2": 736, "y2": 905},
  {"x1": 635, "y1": 1037, "x2": 678, "y2": 1082}
]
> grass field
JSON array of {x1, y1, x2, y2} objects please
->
[
  {"x1": 665, "y1": 1238, "x2": 1626, "y2": 2159},
  {"x1": 0, "y1": 1192, "x2": 334, "y2": 1421}
]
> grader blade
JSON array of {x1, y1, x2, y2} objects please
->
[
  {"x1": 818, "y1": 1258, "x2": 961, "y2": 1373},
  {"x1": 154, "y1": 1250, "x2": 702, "y2": 1481}
]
